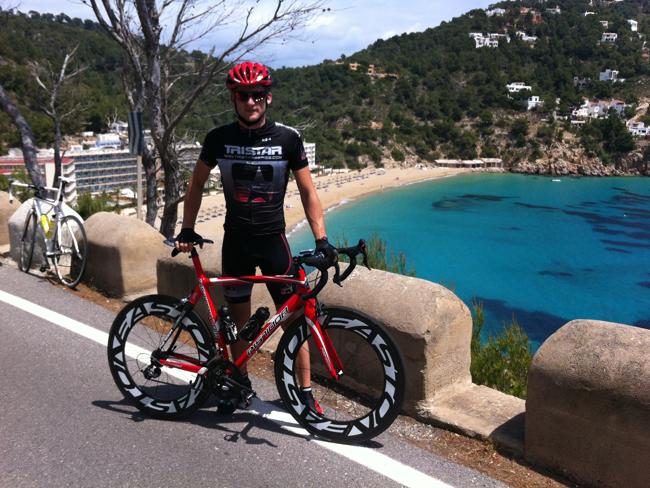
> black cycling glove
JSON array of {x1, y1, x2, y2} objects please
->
[
  {"x1": 315, "y1": 236, "x2": 337, "y2": 262},
  {"x1": 176, "y1": 227, "x2": 203, "y2": 245}
]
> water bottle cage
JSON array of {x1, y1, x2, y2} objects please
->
[{"x1": 239, "y1": 306, "x2": 270, "y2": 342}]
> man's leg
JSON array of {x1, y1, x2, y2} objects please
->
[
  {"x1": 279, "y1": 305, "x2": 311, "y2": 389},
  {"x1": 228, "y1": 300, "x2": 252, "y2": 374}
]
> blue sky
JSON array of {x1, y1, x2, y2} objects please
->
[{"x1": 14, "y1": 0, "x2": 494, "y2": 67}]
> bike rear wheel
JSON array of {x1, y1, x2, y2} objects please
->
[
  {"x1": 274, "y1": 306, "x2": 405, "y2": 444},
  {"x1": 52, "y1": 215, "x2": 87, "y2": 288},
  {"x1": 19, "y1": 210, "x2": 36, "y2": 272},
  {"x1": 108, "y1": 295, "x2": 216, "y2": 419}
]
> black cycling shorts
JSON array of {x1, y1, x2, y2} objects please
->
[{"x1": 222, "y1": 232, "x2": 296, "y2": 304}]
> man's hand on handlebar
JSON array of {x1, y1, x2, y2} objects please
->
[
  {"x1": 296, "y1": 239, "x2": 370, "y2": 299},
  {"x1": 175, "y1": 227, "x2": 203, "y2": 253},
  {"x1": 315, "y1": 236, "x2": 337, "y2": 264}
]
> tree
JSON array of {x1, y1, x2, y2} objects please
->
[
  {"x1": 0, "y1": 83, "x2": 44, "y2": 186},
  {"x1": 85, "y1": 0, "x2": 326, "y2": 237},
  {"x1": 29, "y1": 46, "x2": 86, "y2": 185}
]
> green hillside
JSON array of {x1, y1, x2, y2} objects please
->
[{"x1": 1, "y1": 1, "x2": 649, "y2": 169}]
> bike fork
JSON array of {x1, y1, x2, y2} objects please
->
[{"x1": 304, "y1": 300, "x2": 344, "y2": 379}]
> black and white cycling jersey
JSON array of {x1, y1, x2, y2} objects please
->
[{"x1": 199, "y1": 120, "x2": 308, "y2": 236}]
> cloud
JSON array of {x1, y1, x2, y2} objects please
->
[{"x1": 14, "y1": 0, "x2": 494, "y2": 67}]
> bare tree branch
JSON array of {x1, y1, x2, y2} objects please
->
[
  {"x1": 85, "y1": 0, "x2": 327, "y2": 236},
  {"x1": 28, "y1": 45, "x2": 86, "y2": 184}
]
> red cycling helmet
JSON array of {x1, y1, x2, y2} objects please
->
[{"x1": 226, "y1": 61, "x2": 273, "y2": 90}]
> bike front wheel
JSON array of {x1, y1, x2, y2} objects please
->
[
  {"x1": 19, "y1": 210, "x2": 36, "y2": 272},
  {"x1": 274, "y1": 306, "x2": 406, "y2": 444},
  {"x1": 107, "y1": 295, "x2": 216, "y2": 419},
  {"x1": 52, "y1": 215, "x2": 87, "y2": 288}
]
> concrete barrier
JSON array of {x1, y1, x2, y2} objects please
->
[
  {"x1": 317, "y1": 264, "x2": 473, "y2": 416},
  {"x1": 85, "y1": 212, "x2": 168, "y2": 297},
  {"x1": 526, "y1": 319, "x2": 650, "y2": 488},
  {"x1": 1, "y1": 191, "x2": 20, "y2": 246}
]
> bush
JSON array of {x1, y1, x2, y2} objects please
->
[
  {"x1": 470, "y1": 301, "x2": 532, "y2": 399},
  {"x1": 391, "y1": 148, "x2": 405, "y2": 162},
  {"x1": 74, "y1": 191, "x2": 115, "y2": 219},
  {"x1": 336, "y1": 233, "x2": 416, "y2": 277}
]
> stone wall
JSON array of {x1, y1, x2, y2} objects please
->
[
  {"x1": 526, "y1": 320, "x2": 650, "y2": 488},
  {"x1": 317, "y1": 264, "x2": 473, "y2": 417},
  {"x1": 84, "y1": 212, "x2": 168, "y2": 297}
]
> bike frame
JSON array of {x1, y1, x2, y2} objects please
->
[
  {"x1": 10, "y1": 179, "x2": 70, "y2": 254},
  {"x1": 157, "y1": 248, "x2": 345, "y2": 382}
]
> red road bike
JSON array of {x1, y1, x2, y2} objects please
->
[{"x1": 107, "y1": 238, "x2": 405, "y2": 443}]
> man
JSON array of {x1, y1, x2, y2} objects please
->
[{"x1": 175, "y1": 61, "x2": 334, "y2": 413}]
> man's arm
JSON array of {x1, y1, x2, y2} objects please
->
[
  {"x1": 293, "y1": 166, "x2": 326, "y2": 240},
  {"x1": 176, "y1": 160, "x2": 211, "y2": 250}
]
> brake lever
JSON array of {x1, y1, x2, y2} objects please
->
[
  {"x1": 359, "y1": 239, "x2": 371, "y2": 270},
  {"x1": 332, "y1": 261, "x2": 342, "y2": 286}
]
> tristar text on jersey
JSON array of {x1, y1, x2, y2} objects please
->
[{"x1": 225, "y1": 145, "x2": 282, "y2": 157}]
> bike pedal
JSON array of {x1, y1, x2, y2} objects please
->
[{"x1": 39, "y1": 264, "x2": 49, "y2": 272}]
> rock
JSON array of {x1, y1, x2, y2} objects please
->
[
  {"x1": 0, "y1": 191, "x2": 20, "y2": 246},
  {"x1": 7, "y1": 198, "x2": 83, "y2": 267},
  {"x1": 526, "y1": 319, "x2": 650, "y2": 488},
  {"x1": 317, "y1": 264, "x2": 473, "y2": 417},
  {"x1": 85, "y1": 212, "x2": 168, "y2": 297},
  {"x1": 510, "y1": 140, "x2": 638, "y2": 176}
]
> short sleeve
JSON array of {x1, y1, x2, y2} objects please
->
[
  {"x1": 289, "y1": 132, "x2": 309, "y2": 171},
  {"x1": 199, "y1": 130, "x2": 219, "y2": 168}
]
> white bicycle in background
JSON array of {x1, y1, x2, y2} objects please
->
[{"x1": 9, "y1": 176, "x2": 87, "y2": 288}]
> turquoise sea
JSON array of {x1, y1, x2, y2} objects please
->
[{"x1": 288, "y1": 173, "x2": 650, "y2": 349}]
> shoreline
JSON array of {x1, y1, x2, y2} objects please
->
[{"x1": 183, "y1": 166, "x2": 471, "y2": 239}]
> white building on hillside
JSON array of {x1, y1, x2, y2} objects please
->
[
  {"x1": 572, "y1": 99, "x2": 626, "y2": 119},
  {"x1": 516, "y1": 31, "x2": 538, "y2": 43},
  {"x1": 303, "y1": 142, "x2": 317, "y2": 169},
  {"x1": 573, "y1": 76, "x2": 590, "y2": 90},
  {"x1": 628, "y1": 19, "x2": 638, "y2": 32},
  {"x1": 506, "y1": 82, "x2": 532, "y2": 93},
  {"x1": 486, "y1": 8, "x2": 506, "y2": 16},
  {"x1": 601, "y1": 32, "x2": 618, "y2": 43},
  {"x1": 95, "y1": 133, "x2": 122, "y2": 149},
  {"x1": 627, "y1": 121, "x2": 648, "y2": 137},
  {"x1": 469, "y1": 32, "x2": 510, "y2": 48},
  {"x1": 527, "y1": 96, "x2": 543, "y2": 111},
  {"x1": 599, "y1": 69, "x2": 620, "y2": 82}
]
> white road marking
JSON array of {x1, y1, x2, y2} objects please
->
[
  {"x1": 0, "y1": 289, "x2": 454, "y2": 488},
  {"x1": 250, "y1": 401, "x2": 454, "y2": 488}
]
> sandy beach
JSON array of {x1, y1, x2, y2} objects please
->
[{"x1": 178, "y1": 166, "x2": 469, "y2": 238}]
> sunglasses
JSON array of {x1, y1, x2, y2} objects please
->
[{"x1": 235, "y1": 90, "x2": 268, "y2": 103}]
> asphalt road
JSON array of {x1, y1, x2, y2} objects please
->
[{"x1": 0, "y1": 263, "x2": 507, "y2": 488}]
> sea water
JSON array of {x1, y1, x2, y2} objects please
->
[{"x1": 288, "y1": 173, "x2": 650, "y2": 349}]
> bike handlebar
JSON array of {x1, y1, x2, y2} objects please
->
[
  {"x1": 164, "y1": 237, "x2": 370, "y2": 300},
  {"x1": 295, "y1": 239, "x2": 370, "y2": 299},
  {"x1": 164, "y1": 237, "x2": 215, "y2": 257},
  {"x1": 9, "y1": 177, "x2": 71, "y2": 204}
]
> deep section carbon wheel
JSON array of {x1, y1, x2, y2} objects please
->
[
  {"x1": 274, "y1": 306, "x2": 405, "y2": 443},
  {"x1": 108, "y1": 295, "x2": 216, "y2": 419}
]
